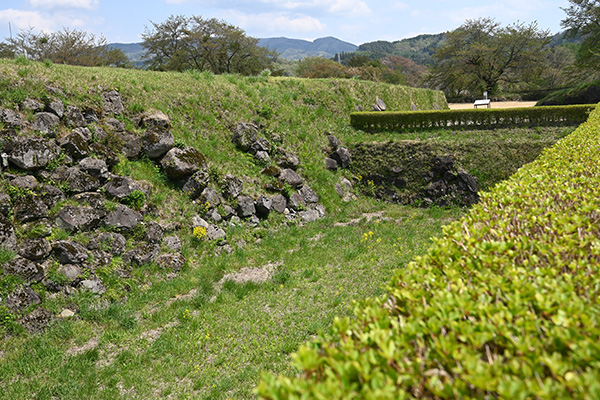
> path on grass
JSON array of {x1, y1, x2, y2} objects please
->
[{"x1": 448, "y1": 101, "x2": 537, "y2": 110}]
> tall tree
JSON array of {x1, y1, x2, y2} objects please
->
[
  {"x1": 5, "y1": 27, "x2": 130, "y2": 67},
  {"x1": 562, "y1": 0, "x2": 600, "y2": 73},
  {"x1": 427, "y1": 18, "x2": 550, "y2": 96},
  {"x1": 142, "y1": 15, "x2": 276, "y2": 75}
]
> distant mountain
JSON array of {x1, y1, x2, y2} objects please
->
[
  {"x1": 107, "y1": 42, "x2": 146, "y2": 67},
  {"x1": 259, "y1": 36, "x2": 358, "y2": 61}
]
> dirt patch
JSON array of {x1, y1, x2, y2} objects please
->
[
  {"x1": 448, "y1": 101, "x2": 536, "y2": 110},
  {"x1": 67, "y1": 337, "x2": 98, "y2": 356}
]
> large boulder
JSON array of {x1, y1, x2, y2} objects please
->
[
  {"x1": 53, "y1": 240, "x2": 89, "y2": 264},
  {"x1": 13, "y1": 195, "x2": 48, "y2": 223},
  {"x1": 51, "y1": 166, "x2": 100, "y2": 193},
  {"x1": 103, "y1": 204, "x2": 142, "y2": 231},
  {"x1": 279, "y1": 168, "x2": 303, "y2": 189},
  {"x1": 222, "y1": 174, "x2": 243, "y2": 199},
  {"x1": 18, "y1": 239, "x2": 52, "y2": 261},
  {"x1": 182, "y1": 171, "x2": 210, "y2": 199},
  {"x1": 6, "y1": 286, "x2": 42, "y2": 312},
  {"x1": 156, "y1": 253, "x2": 186, "y2": 272},
  {"x1": 31, "y1": 112, "x2": 60, "y2": 134},
  {"x1": 64, "y1": 105, "x2": 86, "y2": 128},
  {"x1": 8, "y1": 138, "x2": 61, "y2": 170},
  {"x1": 161, "y1": 147, "x2": 207, "y2": 180},
  {"x1": 332, "y1": 147, "x2": 351, "y2": 169},
  {"x1": 102, "y1": 90, "x2": 124, "y2": 115},
  {"x1": 236, "y1": 195, "x2": 256, "y2": 218},
  {"x1": 232, "y1": 122, "x2": 259, "y2": 152},
  {"x1": 58, "y1": 128, "x2": 92, "y2": 159},
  {"x1": 88, "y1": 232, "x2": 126, "y2": 255},
  {"x1": 55, "y1": 205, "x2": 102, "y2": 233},
  {"x1": 3, "y1": 257, "x2": 44, "y2": 283},
  {"x1": 141, "y1": 129, "x2": 174, "y2": 159},
  {"x1": 140, "y1": 110, "x2": 170, "y2": 130},
  {"x1": 78, "y1": 158, "x2": 110, "y2": 182},
  {"x1": 0, "y1": 108, "x2": 24, "y2": 128},
  {"x1": 18, "y1": 308, "x2": 52, "y2": 333},
  {"x1": 255, "y1": 195, "x2": 272, "y2": 218},
  {"x1": 104, "y1": 176, "x2": 145, "y2": 200},
  {"x1": 123, "y1": 243, "x2": 160, "y2": 266}
]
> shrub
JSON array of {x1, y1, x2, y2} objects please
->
[
  {"x1": 351, "y1": 104, "x2": 596, "y2": 132},
  {"x1": 257, "y1": 104, "x2": 600, "y2": 398}
]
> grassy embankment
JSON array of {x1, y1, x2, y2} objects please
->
[{"x1": 0, "y1": 58, "x2": 574, "y2": 399}]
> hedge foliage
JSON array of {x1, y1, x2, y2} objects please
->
[
  {"x1": 257, "y1": 104, "x2": 600, "y2": 399},
  {"x1": 350, "y1": 104, "x2": 596, "y2": 132}
]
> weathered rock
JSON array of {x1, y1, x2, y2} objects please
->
[
  {"x1": 82, "y1": 108, "x2": 99, "y2": 124},
  {"x1": 298, "y1": 209, "x2": 322, "y2": 223},
  {"x1": 250, "y1": 137, "x2": 271, "y2": 154},
  {"x1": 6, "y1": 286, "x2": 42, "y2": 312},
  {"x1": 102, "y1": 90, "x2": 124, "y2": 115},
  {"x1": 80, "y1": 279, "x2": 105, "y2": 294},
  {"x1": 88, "y1": 232, "x2": 126, "y2": 255},
  {"x1": 279, "y1": 168, "x2": 303, "y2": 189},
  {"x1": 255, "y1": 195, "x2": 272, "y2": 218},
  {"x1": 0, "y1": 193, "x2": 11, "y2": 217},
  {"x1": 335, "y1": 177, "x2": 356, "y2": 202},
  {"x1": 31, "y1": 112, "x2": 60, "y2": 134},
  {"x1": 254, "y1": 151, "x2": 271, "y2": 164},
  {"x1": 59, "y1": 309, "x2": 76, "y2": 319},
  {"x1": 140, "y1": 110, "x2": 170, "y2": 130},
  {"x1": 162, "y1": 235, "x2": 182, "y2": 252},
  {"x1": 457, "y1": 168, "x2": 478, "y2": 193},
  {"x1": 47, "y1": 100, "x2": 64, "y2": 118},
  {"x1": 261, "y1": 166, "x2": 280, "y2": 177},
  {"x1": 89, "y1": 142, "x2": 120, "y2": 168},
  {"x1": 156, "y1": 253, "x2": 186, "y2": 272},
  {"x1": 0, "y1": 214, "x2": 16, "y2": 250},
  {"x1": 18, "y1": 308, "x2": 52, "y2": 333},
  {"x1": 182, "y1": 171, "x2": 210, "y2": 199},
  {"x1": 411, "y1": 102, "x2": 418, "y2": 111},
  {"x1": 123, "y1": 243, "x2": 160, "y2": 266},
  {"x1": 53, "y1": 240, "x2": 89, "y2": 264},
  {"x1": 105, "y1": 117, "x2": 125, "y2": 132},
  {"x1": 119, "y1": 133, "x2": 142, "y2": 159},
  {"x1": 22, "y1": 99, "x2": 44, "y2": 112},
  {"x1": 161, "y1": 147, "x2": 207, "y2": 180},
  {"x1": 206, "y1": 225, "x2": 226, "y2": 241},
  {"x1": 73, "y1": 192, "x2": 103, "y2": 210},
  {"x1": 288, "y1": 192, "x2": 305, "y2": 210},
  {"x1": 374, "y1": 97, "x2": 386, "y2": 111},
  {"x1": 192, "y1": 216, "x2": 209, "y2": 229},
  {"x1": 65, "y1": 105, "x2": 86, "y2": 128},
  {"x1": 51, "y1": 166, "x2": 100, "y2": 193},
  {"x1": 0, "y1": 108, "x2": 23, "y2": 128},
  {"x1": 78, "y1": 158, "x2": 109, "y2": 182},
  {"x1": 3, "y1": 257, "x2": 44, "y2": 283},
  {"x1": 145, "y1": 221, "x2": 164, "y2": 243},
  {"x1": 222, "y1": 174, "x2": 243, "y2": 199},
  {"x1": 236, "y1": 195, "x2": 256, "y2": 218},
  {"x1": 10, "y1": 175, "x2": 38, "y2": 190},
  {"x1": 142, "y1": 129, "x2": 174, "y2": 159},
  {"x1": 277, "y1": 152, "x2": 300, "y2": 170},
  {"x1": 13, "y1": 195, "x2": 48, "y2": 223},
  {"x1": 325, "y1": 158, "x2": 338, "y2": 171},
  {"x1": 206, "y1": 208, "x2": 222, "y2": 223},
  {"x1": 431, "y1": 156, "x2": 455, "y2": 178},
  {"x1": 55, "y1": 205, "x2": 102, "y2": 233},
  {"x1": 232, "y1": 122, "x2": 259, "y2": 152},
  {"x1": 103, "y1": 204, "x2": 143, "y2": 232},
  {"x1": 299, "y1": 185, "x2": 319, "y2": 204},
  {"x1": 18, "y1": 239, "x2": 52, "y2": 261},
  {"x1": 104, "y1": 176, "x2": 144, "y2": 200},
  {"x1": 271, "y1": 194, "x2": 287, "y2": 213},
  {"x1": 327, "y1": 134, "x2": 340, "y2": 150},
  {"x1": 332, "y1": 147, "x2": 351, "y2": 169},
  {"x1": 57, "y1": 264, "x2": 83, "y2": 281},
  {"x1": 199, "y1": 187, "x2": 221, "y2": 208},
  {"x1": 59, "y1": 128, "x2": 91, "y2": 159},
  {"x1": 8, "y1": 138, "x2": 61, "y2": 170}
]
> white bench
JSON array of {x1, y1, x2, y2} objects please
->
[{"x1": 474, "y1": 99, "x2": 491, "y2": 109}]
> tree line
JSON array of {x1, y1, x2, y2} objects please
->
[{"x1": 0, "y1": 0, "x2": 598, "y2": 99}]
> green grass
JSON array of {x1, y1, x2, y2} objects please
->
[{"x1": 0, "y1": 200, "x2": 464, "y2": 399}]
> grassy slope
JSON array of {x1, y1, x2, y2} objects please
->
[
  {"x1": 258, "y1": 105, "x2": 600, "y2": 398},
  {"x1": 0, "y1": 60, "x2": 459, "y2": 399}
]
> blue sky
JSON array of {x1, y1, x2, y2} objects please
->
[{"x1": 0, "y1": 0, "x2": 570, "y2": 45}]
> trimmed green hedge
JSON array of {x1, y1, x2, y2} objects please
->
[
  {"x1": 258, "y1": 104, "x2": 600, "y2": 399},
  {"x1": 351, "y1": 104, "x2": 596, "y2": 132}
]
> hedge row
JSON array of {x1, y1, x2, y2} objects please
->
[
  {"x1": 350, "y1": 104, "x2": 596, "y2": 132},
  {"x1": 257, "y1": 104, "x2": 600, "y2": 399}
]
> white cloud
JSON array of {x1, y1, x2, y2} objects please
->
[
  {"x1": 0, "y1": 9, "x2": 55, "y2": 33},
  {"x1": 391, "y1": 2, "x2": 410, "y2": 11},
  {"x1": 224, "y1": 10, "x2": 326, "y2": 35},
  {"x1": 27, "y1": 0, "x2": 99, "y2": 10},
  {"x1": 328, "y1": 0, "x2": 371, "y2": 17}
]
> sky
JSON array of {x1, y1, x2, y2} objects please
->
[{"x1": 0, "y1": 0, "x2": 571, "y2": 45}]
